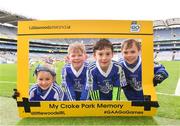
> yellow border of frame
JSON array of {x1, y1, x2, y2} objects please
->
[{"x1": 17, "y1": 20, "x2": 157, "y2": 117}]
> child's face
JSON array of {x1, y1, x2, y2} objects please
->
[
  {"x1": 94, "y1": 47, "x2": 113, "y2": 71},
  {"x1": 122, "y1": 43, "x2": 140, "y2": 64},
  {"x1": 68, "y1": 49, "x2": 87, "y2": 71},
  {"x1": 36, "y1": 71, "x2": 54, "y2": 90}
]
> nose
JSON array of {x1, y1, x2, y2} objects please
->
[
  {"x1": 74, "y1": 55, "x2": 79, "y2": 60},
  {"x1": 41, "y1": 81, "x2": 46, "y2": 85},
  {"x1": 102, "y1": 56, "x2": 108, "y2": 62},
  {"x1": 125, "y1": 53, "x2": 131, "y2": 58},
  {"x1": 102, "y1": 55, "x2": 107, "y2": 60}
]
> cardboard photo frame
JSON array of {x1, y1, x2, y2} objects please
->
[{"x1": 17, "y1": 20, "x2": 158, "y2": 117}]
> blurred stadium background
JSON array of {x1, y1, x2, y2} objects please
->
[{"x1": 0, "y1": 10, "x2": 180, "y2": 125}]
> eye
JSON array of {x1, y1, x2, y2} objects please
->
[
  {"x1": 123, "y1": 51, "x2": 128, "y2": 54},
  {"x1": 106, "y1": 53, "x2": 110, "y2": 56},
  {"x1": 130, "y1": 50, "x2": 135, "y2": 53},
  {"x1": 99, "y1": 53, "x2": 103, "y2": 56},
  {"x1": 38, "y1": 78, "x2": 43, "y2": 81},
  {"x1": 46, "y1": 78, "x2": 50, "y2": 81}
]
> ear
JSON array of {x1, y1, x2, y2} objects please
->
[
  {"x1": 53, "y1": 76, "x2": 56, "y2": 82},
  {"x1": 93, "y1": 53, "x2": 97, "y2": 60},
  {"x1": 35, "y1": 76, "x2": 38, "y2": 82},
  {"x1": 64, "y1": 55, "x2": 70, "y2": 63},
  {"x1": 84, "y1": 54, "x2": 88, "y2": 60}
]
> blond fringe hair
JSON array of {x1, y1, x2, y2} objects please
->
[{"x1": 68, "y1": 42, "x2": 86, "y2": 54}]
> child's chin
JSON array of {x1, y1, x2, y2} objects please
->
[
  {"x1": 100, "y1": 64, "x2": 109, "y2": 68},
  {"x1": 126, "y1": 60, "x2": 135, "y2": 64},
  {"x1": 74, "y1": 63, "x2": 82, "y2": 67},
  {"x1": 39, "y1": 86, "x2": 50, "y2": 90},
  {"x1": 127, "y1": 61, "x2": 133, "y2": 64}
]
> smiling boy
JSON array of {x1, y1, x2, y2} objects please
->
[
  {"x1": 120, "y1": 39, "x2": 168, "y2": 101},
  {"x1": 61, "y1": 43, "x2": 88, "y2": 101},
  {"x1": 86, "y1": 39, "x2": 127, "y2": 100}
]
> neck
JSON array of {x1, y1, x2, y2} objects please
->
[
  {"x1": 72, "y1": 64, "x2": 83, "y2": 72},
  {"x1": 101, "y1": 67, "x2": 108, "y2": 73},
  {"x1": 125, "y1": 57, "x2": 139, "y2": 68}
]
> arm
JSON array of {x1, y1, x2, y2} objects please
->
[
  {"x1": 112, "y1": 66, "x2": 127, "y2": 100},
  {"x1": 29, "y1": 84, "x2": 37, "y2": 101},
  {"x1": 80, "y1": 70, "x2": 89, "y2": 100},
  {"x1": 153, "y1": 62, "x2": 169, "y2": 86},
  {"x1": 61, "y1": 67, "x2": 76, "y2": 101},
  {"x1": 86, "y1": 68, "x2": 100, "y2": 100},
  {"x1": 12, "y1": 89, "x2": 20, "y2": 100}
]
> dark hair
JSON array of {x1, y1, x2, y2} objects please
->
[
  {"x1": 93, "y1": 39, "x2": 113, "y2": 53},
  {"x1": 121, "y1": 39, "x2": 141, "y2": 51},
  {"x1": 34, "y1": 65, "x2": 56, "y2": 77}
]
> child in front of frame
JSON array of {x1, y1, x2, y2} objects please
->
[
  {"x1": 61, "y1": 43, "x2": 88, "y2": 101},
  {"x1": 29, "y1": 65, "x2": 65, "y2": 101},
  {"x1": 85, "y1": 39, "x2": 127, "y2": 100}
]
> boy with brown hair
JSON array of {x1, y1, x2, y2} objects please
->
[
  {"x1": 120, "y1": 39, "x2": 168, "y2": 101},
  {"x1": 85, "y1": 39, "x2": 127, "y2": 100}
]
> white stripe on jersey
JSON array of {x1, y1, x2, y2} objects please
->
[
  {"x1": 62, "y1": 67, "x2": 74, "y2": 101},
  {"x1": 52, "y1": 83, "x2": 64, "y2": 101},
  {"x1": 64, "y1": 85, "x2": 74, "y2": 101},
  {"x1": 86, "y1": 63, "x2": 96, "y2": 90},
  {"x1": 114, "y1": 62, "x2": 127, "y2": 88},
  {"x1": 29, "y1": 85, "x2": 37, "y2": 99}
]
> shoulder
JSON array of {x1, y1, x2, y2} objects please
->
[
  {"x1": 51, "y1": 83, "x2": 64, "y2": 100},
  {"x1": 52, "y1": 83, "x2": 63, "y2": 93},
  {"x1": 29, "y1": 84, "x2": 38, "y2": 92},
  {"x1": 88, "y1": 61, "x2": 96, "y2": 70},
  {"x1": 62, "y1": 64, "x2": 71, "y2": 73},
  {"x1": 118, "y1": 58, "x2": 125, "y2": 65},
  {"x1": 154, "y1": 61, "x2": 163, "y2": 68},
  {"x1": 84, "y1": 62, "x2": 89, "y2": 68},
  {"x1": 112, "y1": 60, "x2": 121, "y2": 65},
  {"x1": 63, "y1": 63, "x2": 71, "y2": 69},
  {"x1": 112, "y1": 60, "x2": 123, "y2": 68}
]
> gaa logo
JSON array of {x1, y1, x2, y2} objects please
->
[{"x1": 130, "y1": 21, "x2": 140, "y2": 32}]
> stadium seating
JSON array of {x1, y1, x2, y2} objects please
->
[
  {"x1": 174, "y1": 51, "x2": 180, "y2": 60},
  {"x1": 0, "y1": 24, "x2": 16, "y2": 39},
  {"x1": 155, "y1": 51, "x2": 173, "y2": 61},
  {"x1": 0, "y1": 19, "x2": 180, "y2": 63}
]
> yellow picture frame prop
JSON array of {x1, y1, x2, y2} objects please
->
[{"x1": 17, "y1": 20, "x2": 158, "y2": 117}]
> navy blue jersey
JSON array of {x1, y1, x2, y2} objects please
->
[
  {"x1": 62, "y1": 62, "x2": 88, "y2": 101},
  {"x1": 29, "y1": 82, "x2": 65, "y2": 101},
  {"x1": 119, "y1": 57, "x2": 168, "y2": 101},
  {"x1": 86, "y1": 61, "x2": 127, "y2": 100}
]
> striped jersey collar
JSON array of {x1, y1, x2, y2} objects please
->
[
  {"x1": 96, "y1": 61, "x2": 113, "y2": 77},
  {"x1": 70, "y1": 63, "x2": 84, "y2": 78},
  {"x1": 123, "y1": 57, "x2": 141, "y2": 73}
]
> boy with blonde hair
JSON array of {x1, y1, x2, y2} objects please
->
[{"x1": 62, "y1": 43, "x2": 88, "y2": 100}]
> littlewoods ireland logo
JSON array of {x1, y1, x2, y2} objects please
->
[{"x1": 130, "y1": 21, "x2": 140, "y2": 32}]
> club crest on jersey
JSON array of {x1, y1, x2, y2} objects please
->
[
  {"x1": 74, "y1": 79, "x2": 83, "y2": 92},
  {"x1": 128, "y1": 78, "x2": 142, "y2": 91},
  {"x1": 98, "y1": 80, "x2": 113, "y2": 94},
  {"x1": 130, "y1": 21, "x2": 140, "y2": 32}
]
